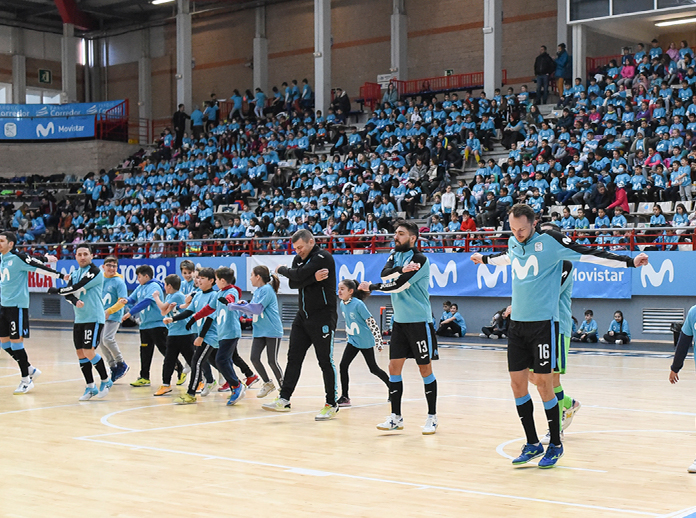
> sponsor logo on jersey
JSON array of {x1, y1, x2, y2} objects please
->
[{"x1": 511, "y1": 255, "x2": 539, "y2": 279}]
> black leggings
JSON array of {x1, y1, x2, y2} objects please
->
[
  {"x1": 437, "y1": 321, "x2": 462, "y2": 337},
  {"x1": 251, "y1": 337, "x2": 284, "y2": 385},
  {"x1": 604, "y1": 332, "x2": 630, "y2": 344},
  {"x1": 162, "y1": 334, "x2": 194, "y2": 385},
  {"x1": 140, "y1": 327, "x2": 182, "y2": 380},
  {"x1": 339, "y1": 343, "x2": 389, "y2": 399},
  {"x1": 187, "y1": 343, "x2": 215, "y2": 396}
]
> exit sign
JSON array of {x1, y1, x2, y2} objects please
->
[
  {"x1": 38, "y1": 69, "x2": 52, "y2": 85},
  {"x1": 444, "y1": 69, "x2": 454, "y2": 76}
]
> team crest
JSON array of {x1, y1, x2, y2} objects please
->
[{"x1": 534, "y1": 242, "x2": 543, "y2": 252}]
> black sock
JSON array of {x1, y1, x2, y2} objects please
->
[
  {"x1": 13, "y1": 348, "x2": 30, "y2": 377},
  {"x1": 389, "y1": 376, "x2": 403, "y2": 415},
  {"x1": 91, "y1": 355, "x2": 109, "y2": 381},
  {"x1": 544, "y1": 398, "x2": 561, "y2": 446},
  {"x1": 515, "y1": 394, "x2": 539, "y2": 444},
  {"x1": 80, "y1": 358, "x2": 94, "y2": 384},
  {"x1": 423, "y1": 376, "x2": 437, "y2": 415}
]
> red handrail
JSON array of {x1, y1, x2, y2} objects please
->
[
  {"x1": 586, "y1": 54, "x2": 622, "y2": 75},
  {"x1": 359, "y1": 82, "x2": 382, "y2": 111},
  {"x1": 97, "y1": 99, "x2": 129, "y2": 142},
  {"x1": 392, "y1": 70, "x2": 507, "y2": 98}
]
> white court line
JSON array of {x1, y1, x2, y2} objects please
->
[
  {"x1": 659, "y1": 507, "x2": 696, "y2": 518},
  {"x1": 494, "y1": 437, "x2": 608, "y2": 473},
  {"x1": 0, "y1": 378, "x2": 83, "y2": 389},
  {"x1": 0, "y1": 395, "x2": 170, "y2": 417},
  {"x1": 74, "y1": 436, "x2": 659, "y2": 516}
]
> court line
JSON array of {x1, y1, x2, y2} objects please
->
[
  {"x1": 494, "y1": 437, "x2": 608, "y2": 473},
  {"x1": 74, "y1": 436, "x2": 659, "y2": 516},
  {"x1": 659, "y1": 507, "x2": 696, "y2": 518},
  {"x1": 0, "y1": 378, "x2": 83, "y2": 389}
]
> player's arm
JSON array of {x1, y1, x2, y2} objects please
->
[
  {"x1": 379, "y1": 253, "x2": 402, "y2": 280},
  {"x1": 225, "y1": 301, "x2": 264, "y2": 315},
  {"x1": 16, "y1": 252, "x2": 62, "y2": 278},
  {"x1": 277, "y1": 254, "x2": 328, "y2": 288},
  {"x1": 198, "y1": 317, "x2": 214, "y2": 339},
  {"x1": 364, "y1": 253, "x2": 427, "y2": 294},
  {"x1": 471, "y1": 251, "x2": 511, "y2": 266},
  {"x1": 670, "y1": 331, "x2": 693, "y2": 382},
  {"x1": 547, "y1": 230, "x2": 646, "y2": 268},
  {"x1": 48, "y1": 264, "x2": 101, "y2": 296},
  {"x1": 366, "y1": 316, "x2": 385, "y2": 350}
]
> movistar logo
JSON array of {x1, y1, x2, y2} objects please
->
[
  {"x1": 430, "y1": 260, "x2": 457, "y2": 288},
  {"x1": 641, "y1": 259, "x2": 674, "y2": 287},
  {"x1": 345, "y1": 322, "x2": 360, "y2": 335},
  {"x1": 477, "y1": 263, "x2": 508, "y2": 289},
  {"x1": 339, "y1": 262, "x2": 365, "y2": 282},
  {"x1": 36, "y1": 122, "x2": 54, "y2": 137},
  {"x1": 511, "y1": 256, "x2": 539, "y2": 279}
]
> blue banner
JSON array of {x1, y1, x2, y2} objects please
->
[
  {"x1": 0, "y1": 100, "x2": 123, "y2": 118},
  {"x1": 54, "y1": 258, "x2": 175, "y2": 291},
  {"x1": 0, "y1": 115, "x2": 95, "y2": 140},
  {"x1": 631, "y1": 251, "x2": 696, "y2": 296},
  {"x1": 175, "y1": 257, "x2": 247, "y2": 289}
]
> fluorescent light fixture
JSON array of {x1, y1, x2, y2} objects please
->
[
  {"x1": 656, "y1": 17, "x2": 696, "y2": 27},
  {"x1": 152, "y1": 0, "x2": 175, "y2": 5}
]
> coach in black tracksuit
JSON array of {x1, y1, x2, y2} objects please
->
[{"x1": 275, "y1": 229, "x2": 338, "y2": 410}]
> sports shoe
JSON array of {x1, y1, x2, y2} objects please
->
[
  {"x1": 376, "y1": 414, "x2": 404, "y2": 431},
  {"x1": 218, "y1": 382, "x2": 231, "y2": 392},
  {"x1": 257, "y1": 381, "x2": 276, "y2": 398},
  {"x1": 174, "y1": 393, "x2": 197, "y2": 405},
  {"x1": 226, "y1": 383, "x2": 246, "y2": 406},
  {"x1": 245, "y1": 374, "x2": 260, "y2": 388},
  {"x1": 262, "y1": 397, "x2": 291, "y2": 412},
  {"x1": 79, "y1": 386, "x2": 98, "y2": 401},
  {"x1": 154, "y1": 385, "x2": 172, "y2": 396},
  {"x1": 112, "y1": 362, "x2": 129, "y2": 382},
  {"x1": 422, "y1": 415, "x2": 438, "y2": 435},
  {"x1": 97, "y1": 379, "x2": 113, "y2": 399},
  {"x1": 489, "y1": 334, "x2": 499, "y2": 340},
  {"x1": 13, "y1": 379, "x2": 34, "y2": 395},
  {"x1": 183, "y1": 363, "x2": 191, "y2": 375},
  {"x1": 176, "y1": 371, "x2": 187, "y2": 386},
  {"x1": 511, "y1": 443, "x2": 545, "y2": 465},
  {"x1": 688, "y1": 460, "x2": 696, "y2": 473},
  {"x1": 615, "y1": 339, "x2": 623, "y2": 345},
  {"x1": 337, "y1": 396, "x2": 351, "y2": 407},
  {"x1": 315, "y1": 404, "x2": 338, "y2": 421},
  {"x1": 200, "y1": 381, "x2": 217, "y2": 397},
  {"x1": 196, "y1": 381, "x2": 204, "y2": 393},
  {"x1": 538, "y1": 443, "x2": 564, "y2": 469},
  {"x1": 562, "y1": 399, "x2": 581, "y2": 431},
  {"x1": 130, "y1": 378, "x2": 151, "y2": 387},
  {"x1": 540, "y1": 429, "x2": 564, "y2": 445},
  {"x1": 28, "y1": 366, "x2": 41, "y2": 380},
  {"x1": 479, "y1": 333, "x2": 487, "y2": 338}
]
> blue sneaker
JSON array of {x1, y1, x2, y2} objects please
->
[
  {"x1": 538, "y1": 443, "x2": 564, "y2": 469},
  {"x1": 79, "y1": 386, "x2": 99, "y2": 401},
  {"x1": 97, "y1": 379, "x2": 113, "y2": 399},
  {"x1": 512, "y1": 443, "x2": 545, "y2": 465},
  {"x1": 112, "y1": 362, "x2": 130, "y2": 382},
  {"x1": 226, "y1": 383, "x2": 246, "y2": 406}
]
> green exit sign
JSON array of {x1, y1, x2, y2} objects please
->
[{"x1": 38, "y1": 69, "x2": 52, "y2": 85}]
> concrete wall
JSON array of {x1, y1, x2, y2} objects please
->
[{"x1": 0, "y1": 140, "x2": 141, "y2": 177}]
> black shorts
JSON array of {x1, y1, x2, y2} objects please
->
[
  {"x1": 140, "y1": 327, "x2": 168, "y2": 348},
  {"x1": 0, "y1": 306, "x2": 30, "y2": 340},
  {"x1": 390, "y1": 321, "x2": 438, "y2": 365},
  {"x1": 73, "y1": 322, "x2": 104, "y2": 350},
  {"x1": 507, "y1": 320, "x2": 558, "y2": 374}
]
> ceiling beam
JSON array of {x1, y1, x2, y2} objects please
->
[{"x1": 53, "y1": 0, "x2": 96, "y2": 30}]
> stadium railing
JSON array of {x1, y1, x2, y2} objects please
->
[
  {"x1": 586, "y1": 54, "x2": 622, "y2": 76},
  {"x1": 16, "y1": 227, "x2": 694, "y2": 259}
]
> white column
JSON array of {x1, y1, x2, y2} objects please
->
[
  {"x1": 139, "y1": 30, "x2": 152, "y2": 144},
  {"x1": 483, "y1": 0, "x2": 502, "y2": 98},
  {"x1": 11, "y1": 27, "x2": 26, "y2": 104},
  {"x1": 314, "y1": 0, "x2": 331, "y2": 115},
  {"x1": 390, "y1": 0, "x2": 407, "y2": 80},
  {"x1": 176, "y1": 0, "x2": 192, "y2": 112},
  {"x1": 253, "y1": 6, "x2": 268, "y2": 92},
  {"x1": 557, "y1": 0, "x2": 568, "y2": 51},
  {"x1": 61, "y1": 23, "x2": 78, "y2": 102},
  {"x1": 572, "y1": 23, "x2": 586, "y2": 84}
]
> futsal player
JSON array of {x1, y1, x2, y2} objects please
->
[
  {"x1": 0, "y1": 231, "x2": 62, "y2": 394},
  {"x1": 48, "y1": 245, "x2": 112, "y2": 401},
  {"x1": 471, "y1": 204, "x2": 647, "y2": 468},
  {"x1": 100, "y1": 256, "x2": 129, "y2": 381},
  {"x1": 668, "y1": 302, "x2": 696, "y2": 473},
  {"x1": 358, "y1": 221, "x2": 439, "y2": 435},
  {"x1": 262, "y1": 229, "x2": 339, "y2": 421}
]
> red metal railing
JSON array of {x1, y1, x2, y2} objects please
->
[
  {"x1": 586, "y1": 55, "x2": 622, "y2": 75},
  {"x1": 359, "y1": 82, "x2": 382, "y2": 111},
  {"x1": 96, "y1": 99, "x2": 129, "y2": 142},
  {"x1": 392, "y1": 70, "x2": 508, "y2": 98}
]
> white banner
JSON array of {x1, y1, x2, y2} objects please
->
[{"x1": 247, "y1": 255, "x2": 297, "y2": 294}]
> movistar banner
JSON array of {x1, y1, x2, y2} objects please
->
[
  {"x1": 630, "y1": 251, "x2": 693, "y2": 296},
  {"x1": 0, "y1": 100, "x2": 123, "y2": 118},
  {"x1": 0, "y1": 115, "x2": 95, "y2": 140}
]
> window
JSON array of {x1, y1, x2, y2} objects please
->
[
  {"x1": 0, "y1": 82, "x2": 12, "y2": 104},
  {"x1": 570, "y1": 0, "x2": 610, "y2": 21},
  {"x1": 26, "y1": 88, "x2": 62, "y2": 104},
  {"x1": 613, "y1": 0, "x2": 654, "y2": 14}
]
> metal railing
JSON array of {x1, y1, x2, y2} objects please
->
[{"x1": 586, "y1": 54, "x2": 622, "y2": 75}]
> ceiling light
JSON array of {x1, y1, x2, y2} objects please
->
[
  {"x1": 656, "y1": 17, "x2": 696, "y2": 27},
  {"x1": 152, "y1": 0, "x2": 175, "y2": 5}
]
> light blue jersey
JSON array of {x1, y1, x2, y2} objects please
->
[
  {"x1": 341, "y1": 298, "x2": 375, "y2": 349},
  {"x1": 558, "y1": 262, "x2": 573, "y2": 336},
  {"x1": 55, "y1": 263, "x2": 105, "y2": 324},
  {"x1": 250, "y1": 284, "x2": 283, "y2": 338},
  {"x1": 1, "y1": 251, "x2": 61, "y2": 308},
  {"x1": 128, "y1": 280, "x2": 165, "y2": 329},
  {"x1": 193, "y1": 289, "x2": 219, "y2": 348},
  {"x1": 165, "y1": 292, "x2": 191, "y2": 337},
  {"x1": 180, "y1": 278, "x2": 196, "y2": 295},
  {"x1": 609, "y1": 318, "x2": 631, "y2": 339},
  {"x1": 102, "y1": 274, "x2": 128, "y2": 322},
  {"x1": 484, "y1": 231, "x2": 634, "y2": 322},
  {"x1": 370, "y1": 248, "x2": 432, "y2": 324},
  {"x1": 216, "y1": 287, "x2": 242, "y2": 340}
]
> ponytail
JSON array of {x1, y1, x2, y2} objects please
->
[
  {"x1": 253, "y1": 265, "x2": 280, "y2": 293},
  {"x1": 340, "y1": 278, "x2": 369, "y2": 300}
]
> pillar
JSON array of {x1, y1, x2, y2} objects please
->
[
  {"x1": 557, "y1": 0, "x2": 569, "y2": 52},
  {"x1": 314, "y1": 0, "x2": 331, "y2": 115},
  {"x1": 11, "y1": 27, "x2": 26, "y2": 104},
  {"x1": 482, "y1": 0, "x2": 502, "y2": 98},
  {"x1": 62, "y1": 23, "x2": 78, "y2": 102},
  {"x1": 176, "y1": 0, "x2": 192, "y2": 112},
  {"x1": 391, "y1": 0, "x2": 407, "y2": 80},
  {"x1": 572, "y1": 23, "x2": 586, "y2": 85},
  {"x1": 139, "y1": 30, "x2": 152, "y2": 144},
  {"x1": 253, "y1": 6, "x2": 268, "y2": 92}
]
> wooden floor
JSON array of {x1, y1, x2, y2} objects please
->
[{"x1": 1, "y1": 329, "x2": 696, "y2": 517}]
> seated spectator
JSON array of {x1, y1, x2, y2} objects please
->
[
  {"x1": 602, "y1": 310, "x2": 631, "y2": 344},
  {"x1": 572, "y1": 309, "x2": 598, "y2": 343},
  {"x1": 437, "y1": 303, "x2": 467, "y2": 337},
  {"x1": 480, "y1": 306, "x2": 510, "y2": 339}
]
